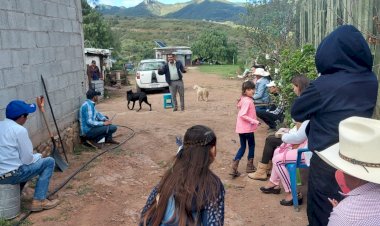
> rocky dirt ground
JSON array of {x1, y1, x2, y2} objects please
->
[{"x1": 23, "y1": 67, "x2": 308, "y2": 225}]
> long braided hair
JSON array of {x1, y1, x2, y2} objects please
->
[{"x1": 141, "y1": 125, "x2": 221, "y2": 226}]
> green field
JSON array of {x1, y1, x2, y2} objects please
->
[
  {"x1": 197, "y1": 64, "x2": 241, "y2": 78},
  {"x1": 109, "y1": 17, "x2": 251, "y2": 65}
]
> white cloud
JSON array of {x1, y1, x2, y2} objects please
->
[
  {"x1": 98, "y1": 0, "x2": 142, "y2": 7},
  {"x1": 98, "y1": 0, "x2": 245, "y2": 7}
]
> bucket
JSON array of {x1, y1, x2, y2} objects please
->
[{"x1": 0, "y1": 184, "x2": 20, "y2": 219}]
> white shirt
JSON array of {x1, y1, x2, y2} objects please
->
[
  {"x1": 282, "y1": 120, "x2": 309, "y2": 144},
  {"x1": 0, "y1": 118, "x2": 41, "y2": 175},
  {"x1": 168, "y1": 61, "x2": 179, "y2": 81}
]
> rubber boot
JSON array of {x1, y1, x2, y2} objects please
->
[
  {"x1": 229, "y1": 160, "x2": 241, "y2": 177},
  {"x1": 246, "y1": 158, "x2": 256, "y2": 173},
  {"x1": 248, "y1": 162, "x2": 268, "y2": 181},
  {"x1": 267, "y1": 160, "x2": 273, "y2": 175}
]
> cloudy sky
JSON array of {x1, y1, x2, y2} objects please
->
[{"x1": 98, "y1": 0, "x2": 245, "y2": 8}]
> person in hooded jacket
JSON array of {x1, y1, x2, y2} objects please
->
[{"x1": 291, "y1": 25, "x2": 378, "y2": 226}]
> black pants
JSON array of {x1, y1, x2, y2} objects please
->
[
  {"x1": 261, "y1": 135, "x2": 282, "y2": 164},
  {"x1": 307, "y1": 154, "x2": 342, "y2": 226},
  {"x1": 257, "y1": 111, "x2": 283, "y2": 129}
]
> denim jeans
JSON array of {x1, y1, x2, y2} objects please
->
[
  {"x1": 234, "y1": 133, "x2": 255, "y2": 160},
  {"x1": 257, "y1": 111, "x2": 283, "y2": 129},
  {"x1": 86, "y1": 125, "x2": 117, "y2": 142},
  {"x1": 255, "y1": 105, "x2": 268, "y2": 114},
  {"x1": 0, "y1": 157, "x2": 55, "y2": 200}
]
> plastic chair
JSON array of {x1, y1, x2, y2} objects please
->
[
  {"x1": 163, "y1": 93, "x2": 173, "y2": 108},
  {"x1": 285, "y1": 148, "x2": 311, "y2": 211}
]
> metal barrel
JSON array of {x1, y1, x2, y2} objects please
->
[{"x1": 0, "y1": 184, "x2": 20, "y2": 219}]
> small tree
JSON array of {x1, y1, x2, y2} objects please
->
[
  {"x1": 82, "y1": 0, "x2": 121, "y2": 52},
  {"x1": 192, "y1": 30, "x2": 238, "y2": 64},
  {"x1": 278, "y1": 44, "x2": 318, "y2": 126},
  {"x1": 241, "y1": 0, "x2": 296, "y2": 73}
]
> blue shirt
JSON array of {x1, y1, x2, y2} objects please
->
[
  {"x1": 253, "y1": 77, "x2": 270, "y2": 104},
  {"x1": 79, "y1": 100, "x2": 107, "y2": 136}
]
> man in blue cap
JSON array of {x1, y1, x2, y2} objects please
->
[{"x1": 0, "y1": 100, "x2": 60, "y2": 211}]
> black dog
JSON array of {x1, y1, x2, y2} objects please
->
[{"x1": 126, "y1": 90, "x2": 152, "y2": 111}]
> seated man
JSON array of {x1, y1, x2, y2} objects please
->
[
  {"x1": 79, "y1": 89, "x2": 119, "y2": 145},
  {"x1": 0, "y1": 100, "x2": 59, "y2": 212},
  {"x1": 317, "y1": 117, "x2": 380, "y2": 225},
  {"x1": 256, "y1": 81, "x2": 284, "y2": 133},
  {"x1": 253, "y1": 68, "x2": 271, "y2": 113}
]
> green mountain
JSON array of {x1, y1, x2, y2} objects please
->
[
  {"x1": 165, "y1": 0, "x2": 246, "y2": 22},
  {"x1": 108, "y1": 17, "x2": 251, "y2": 65},
  {"x1": 95, "y1": 0, "x2": 246, "y2": 22}
]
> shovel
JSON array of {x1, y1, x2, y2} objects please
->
[{"x1": 36, "y1": 96, "x2": 68, "y2": 172}]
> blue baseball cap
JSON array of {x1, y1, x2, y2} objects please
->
[{"x1": 6, "y1": 100, "x2": 37, "y2": 119}]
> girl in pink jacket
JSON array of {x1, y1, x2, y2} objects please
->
[{"x1": 230, "y1": 80, "x2": 260, "y2": 177}]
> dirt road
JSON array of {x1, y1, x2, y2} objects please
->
[{"x1": 28, "y1": 67, "x2": 308, "y2": 225}]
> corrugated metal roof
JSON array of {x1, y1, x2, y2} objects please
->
[{"x1": 84, "y1": 48, "x2": 111, "y2": 56}]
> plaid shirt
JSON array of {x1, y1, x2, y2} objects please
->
[
  {"x1": 79, "y1": 100, "x2": 107, "y2": 136},
  {"x1": 328, "y1": 183, "x2": 380, "y2": 226},
  {"x1": 267, "y1": 94, "x2": 284, "y2": 115}
]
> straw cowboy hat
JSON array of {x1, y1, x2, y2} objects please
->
[
  {"x1": 316, "y1": 116, "x2": 380, "y2": 184},
  {"x1": 253, "y1": 68, "x2": 270, "y2": 77}
]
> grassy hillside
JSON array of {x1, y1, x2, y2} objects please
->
[
  {"x1": 97, "y1": 0, "x2": 246, "y2": 22},
  {"x1": 109, "y1": 17, "x2": 252, "y2": 66},
  {"x1": 166, "y1": 0, "x2": 246, "y2": 22}
]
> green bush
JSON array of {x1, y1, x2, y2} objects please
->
[{"x1": 277, "y1": 44, "x2": 318, "y2": 126}]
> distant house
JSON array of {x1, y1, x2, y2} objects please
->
[
  {"x1": 153, "y1": 40, "x2": 192, "y2": 66},
  {"x1": 84, "y1": 48, "x2": 112, "y2": 78},
  {"x1": 84, "y1": 48, "x2": 113, "y2": 98}
]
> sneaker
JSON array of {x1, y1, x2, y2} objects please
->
[
  {"x1": 259, "y1": 185, "x2": 281, "y2": 194},
  {"x1": 30, "y1": 199, "x2": 60, "y2": 212},
  {"x1": 173, "y1": 108, "x2": 178, "y2": 112},
  {"x1": 105, "y1": 139, "x2": 120, "y2": 145}
]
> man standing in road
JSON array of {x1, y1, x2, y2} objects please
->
[
  {"x1": 0, "y1": 100, "x2": 60, "y2": 212},
  {"x1": 158, "y1": 54, "x2": 187, "y2": 111}
]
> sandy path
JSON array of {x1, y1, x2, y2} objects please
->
[{"x1": 27, "y1": 67, "x2": 308, "y2": 226}]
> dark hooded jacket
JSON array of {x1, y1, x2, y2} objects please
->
[{"x1": 291, "y1": 25, "x2": 378, "y2": 152}]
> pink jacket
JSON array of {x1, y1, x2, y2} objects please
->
[{"x1": 235, "y1": 96, "x2": 259, "y2": 134}]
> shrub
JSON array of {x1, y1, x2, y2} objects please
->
[{"x1": 278, "y1": 44, "x2": 318, "y2": 126}]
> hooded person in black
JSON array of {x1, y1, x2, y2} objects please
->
[{"x1": 291, "y1": 25, "x2": 378, "y2": 226}]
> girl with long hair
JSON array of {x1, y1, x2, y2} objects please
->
[{"x1": 140, "y1": 125, "x2": 224, "y2": 226}]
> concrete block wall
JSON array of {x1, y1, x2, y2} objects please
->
[{"x1": 0, "y1": 0, "x2": 86, "y2": 145}]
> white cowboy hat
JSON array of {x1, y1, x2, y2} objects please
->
[
  {"x1": 253, "y1": 68, "x2": 270, "y2": 76},
  {"x1": 316, "y1": 116, "x2": 380, "y2": 184},
  {"x1": 266, "y1": 81, "x2": 276, "y2": 87}
]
